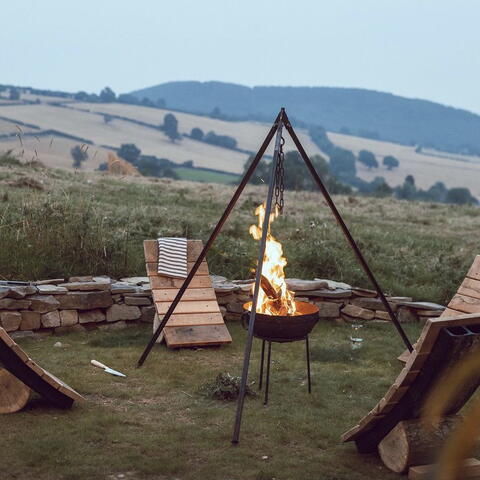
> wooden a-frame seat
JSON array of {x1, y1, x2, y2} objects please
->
[
  {"x1": 0, "y1": 327, "x2": 85, "y2": 413},
  {"x1": 342, "y1": 255, "x2": 480, "y2": 453},
  {"x1": 144, "y1": 239, "x2": 232, "y2": 348}
]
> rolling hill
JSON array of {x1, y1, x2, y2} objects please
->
[
  {"x1": 0, "y1": 93, "x2": 479, "y2": 197},
  {"x1": 131, "y1": 81, "x2": 480, "y2": 155}
]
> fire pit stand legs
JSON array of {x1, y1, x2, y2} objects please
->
[{"x1": 258, "y1": 336, "x2": 312, "y2": 405}]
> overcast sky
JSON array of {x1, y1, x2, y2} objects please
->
[{"x1": 2, "y1": 0, "x2": 479, "y2": 113}]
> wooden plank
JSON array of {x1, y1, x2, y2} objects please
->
[
  {"x1": 144, "y1": 239, "x2": 203, "y2": 263},
  {"x1": 467, "y1": 255, "x2": 480, "y2": 281},
  {"x1": 459, "y1": 277, "x2": 480, "y2": 300},
  {"x1": 150, "y1": 275, "x2": 212, "y2": 289},
  {"x1": 0, "y1": 328, "x2": 15, "y2": 347},
  {"x1": 440, "y1": 307, "x2": 466, "y2": 318},
  {"x1": 155, "y1": 300, "x2": 220, "y2": 315},
  {"x1": 164, "y1": 324, "x2": 232, "y2": 348},
  {"x1": 146, "y1": 261, "x2": 209, "y2": 276},
  {"x1": 152, "y1": 288, "x2": 217, "y2": 302},
  {"x1": 448, "y1": 293, "x2": 480, "y2": 314},
  {"x1": 10, "y1": 343, "x2": 30, "y2": 364},
  {"x1": 408, "y1": 458, "x2": 480, "y2": 479},
  {"x1": 163, "y1": 312, "x2": 225, "y2": 327}
]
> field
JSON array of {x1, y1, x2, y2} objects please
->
[
  {"x1": 1, "y1": 320, "x2": 423, "y2": 480},
  {"x1": 1, "y1": 98, "x2": 479, "y2": 197},
  {"x1": 1, "y1": 161, "x2": 480, "y2": 305},
  {"x1": 330, "y1": 132, "x2": 480, "y2": 197}
]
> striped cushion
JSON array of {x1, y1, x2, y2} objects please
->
[{"x1": 157, "y1": 237, "x2": 188, "y2": 278}]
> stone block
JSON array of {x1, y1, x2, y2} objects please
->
[
  {"x1": 397, "y1": 306, "x2": 419, "y2": 323},
  {"x1": 0, "y1": 287, "x2": 11, "y2": 299},
  {"x1": 41, "y1": 310, "x2": 61, "y2": 328},
  {"x1": 316, "y1": 301, "x2": 340, "y2": 318},
  {"x1": 78, "y1": 309, "x2": 105, "y2": 324},
  {"x1": 341, "y1": 304, "x2": 375, "y2": 320},
  {"x1": 0, "y1": 298, "x2": 31, "y2": 310},
  {"x1": 7, "y1": 285, "x2": 37, "y2": 298},
  {"x1": 35, "y1": 278, "x2": 65, "y2": 285},
  {"x1": 68, "y1": 276, "x2": 93, "y2": 282},
  {"x1": 225, "y1": 313, "x2": 242, "y2": 322},
  {"x1": 286, "y1": 278, "x2": 329, "y2": 291},
  {"x1": 124, "y1": 296, "x2": 151, "y2": 306},
  {"x1": 219, "y1": 306, "x2": 227, "y2": 316},
  {"x1": 59, "y1": 281, "x2": 110, "y2": 291},
  {"x1": 20, "y1": 311, "x2": 41, "y2": 330},
  {"x1": 59, "y1": 309, "x2": 79, "y2": 326},
  {"x1": 0, "y1": 311, "x2": 22, "y2": 331},
  {"x1": 29, "y1": 295, "x2": 60, "y2": 313},
  {"x1": 106, "y1": 304, "x2": 141, "y2": 322},
  {"x1": 36, "y1": 284, "x2": 68, "y2": 295},
  {"x1": 140, "y1": 305, "x2": 156, "y2": 323},
  {"x1": 216, "y1": 294, "x2": 237, "y2": 305},
  {"x1": 352, "y1": 297, "x2": 397, "y2": 312},
  {"x1": 110, "y1": 283, "x2": 137, "y2": 294},
  {"x1": 227, "y1": 302, "x2": 244, "y2": 314},
  {"x1": 375, "y1": 310, "x2": 391, "y2": 321},
  {"x1": 98, "y1": 321, "x2": 129, "y2": 331},
  {"x1": 57, "y1": 291, "x2": 113, "y2": 310},
  {"x1": 304, "y1": 289, "x2": 352, "y2": 299}
]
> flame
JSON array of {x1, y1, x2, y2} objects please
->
[{"x1": 249, "y1": 203, "x2": 297, "y2": 316}]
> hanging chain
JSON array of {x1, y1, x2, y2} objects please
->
[{"x1": 274, "y1": 137, "x2": 285, "y2": 214}]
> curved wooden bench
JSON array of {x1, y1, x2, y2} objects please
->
[
  {"x1": 0, "y1": 327, "x2": 85, "y2": 411},
  {"x1": 342, "y1": 255, "x2": 480, "y2": 454},
  {"x1": 144, "y1": 239, "x2": 232, "y2": 348}
]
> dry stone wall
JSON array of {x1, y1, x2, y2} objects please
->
[{"x1": 0, "y1": 275, "x2": 446, "y2": 338}]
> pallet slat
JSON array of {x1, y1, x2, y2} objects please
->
[
  {"x1": 448, "y1": 294, "x2": 480, "y2": 314},
  {"x1": 164, "y1": 324, "x2": 232, "y2": 348},
  {"x1": 467, "y1": 255, "x2": 480, "y2": 281},
  {"x1": 150, "y1": 276, "x2": 211, "y2": 289},
  {"x1": 155, "y1": 300, "x2": 220, "y2": 315},
  {"x1": 152, "y1": 288, "x2": 217, "y2": 302},
  {"x1": 162, "y1": 312, "x2": 225, "y2": 327}
]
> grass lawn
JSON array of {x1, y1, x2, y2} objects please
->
[
  {"x1": 174, "y1": 167, "x2": 240, "y2": 184},
  {"x1": 1, "y1": 320, "x2": 423, "y2": 480}
]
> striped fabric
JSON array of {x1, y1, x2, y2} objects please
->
[{"x1": 157, "y1": 237, "x2": 188, "y2": 278}]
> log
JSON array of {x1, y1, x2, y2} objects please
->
[
  {"x1": 378, "y1": 416, "x2": 459, "y2": 473},
  {"x1": 0, "y1": 367, "x2": 31, "y2": 414}
]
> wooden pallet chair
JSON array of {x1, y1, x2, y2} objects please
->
[
  {"x1": 341, "y1": 255, "x2": 480, "y2": 474},
  {"x1": 144, "y1": 239, "x2": 232, "y2": 348},
  {"x1": 0, "y1": 327, "x2": 85, "y2": 413}
]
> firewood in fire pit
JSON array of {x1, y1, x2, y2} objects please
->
[{"x1": 260, "y1": 275, "x2": 280, "y2": 300}]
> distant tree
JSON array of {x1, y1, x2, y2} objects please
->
[
  {"x1": 9, "y1": 87, "x2": 20, "y2": 100},
  {"x1": 74, "y1": 91, "x2": 89, "y2": 101},
  {"x1": 383, "y1": 155, "x2": 399, "y2": 170},
  {"x1": 99, "y1": 87, "x2": 116, "y2": 103},
  {"x1": 446, "y1": 187, "x2": 477, "y2": 205},
  {"x1": 372, "y1": 179, "x2": 393, "y2": 197},
  {"x1": 426, "y1": 181, "x2": 448, "y2": 203},
  {"x1": 358, "y1": 129, "x2": 380, "y2": 140},
  {"x1": 210, "y1": 107, "x2": 222, "y2": 119},
  {"x1": 182, "y1": 160, "x2": 194, "y2": 168},
  {"x1": 396, "y1": 175, "x2": 417, "y2": 200},
  {"x1": 190, "y1": 127, "x2": 204, "y2": 141},
  {"x1": 156, "y1": 98, "x2": 166, "y2": 108},
  {"x1": 405, "y1": 175, "x2": 415, "y2": 186},
  {"x1": 204, "y1": 131, "x2": 237, "y2": 149},
  {"x1": 141, "y1": 97, "x2": 155, "y2": 107},
  {"x1": 415, "y1": 145, "x2": 423, "y2": 153},
  {"x1": 329, "y1": 148, "x2": 357, "y2": 180},
  {"x1": 308, "y1": 125, "x2": 335, "y2": 156},
  {"x1": 103, "y1": 114, "x2": 113, "y2": 124},
  {"x1": 117, "y1": 143, "x2": 141, "y2": 164},
  {"x1": 117, "y1": 93, "x2": 138, "y2": 104},
  {"x1": 358, "y1": 150, "x2": 378, "y2": 169},
  {"x1": 71, "y1": 145, "x2": 88, "y2": 168},
  {"x1": 163, "y1": 113, "x2": 180, "y2": 142},
  {"x1": 339, "y1": 126, "x2": 351, "y2": 135}
]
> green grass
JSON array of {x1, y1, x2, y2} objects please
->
[
  {"x1": 1, "y1": 321, "x2": 423, "y2": 480},
  {"x1": 1, "y1": 164, "x2": 480, "y2": 304},
  {"x1": 174, "y1": 167, "x2": 240, "y2": 184}
]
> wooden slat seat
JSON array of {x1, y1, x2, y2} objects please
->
[
  {"x1": 342, "y1": 255, "x2": 480, "y2": 453},
  {"x1": 0, "y1": 327, "x2": 85, "y2": 410},
  {"x1": 144, "y1": 239, "x2": 232, "y2": 348}
]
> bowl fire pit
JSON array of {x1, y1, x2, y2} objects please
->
[{"x1": 242, "y1": 301, "x2": 319, "y2": 342}]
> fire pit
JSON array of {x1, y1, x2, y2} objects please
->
[{"x1": 242, "y1": 301, "x2": 319, "y2": 342}]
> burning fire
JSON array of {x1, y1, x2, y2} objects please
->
[{"x1": 249, "y1": 203, "x2": 297, "y2": 316}]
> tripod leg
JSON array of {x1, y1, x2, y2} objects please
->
[
  {"x1": 306, "y1": 336, "x2": 312, "y2": 394},
  {"x1": 259, "y1": 339, "x2": 265, "y2": 391},
  {"x1": 264, "y1": 341, "x2": 272, "y2": 405}
]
